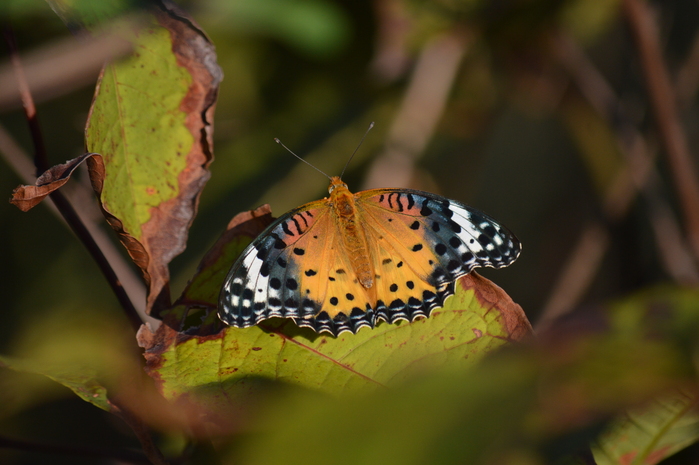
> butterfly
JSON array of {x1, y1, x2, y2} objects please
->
[{"x1": 218, "y1": 171, "x2": 521, "y2": 336}]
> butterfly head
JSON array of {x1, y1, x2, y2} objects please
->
[{"x1": 328, "y1": 176, "x2": 349, "y2": 195}]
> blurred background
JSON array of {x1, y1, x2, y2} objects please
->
[{"x1": 1, "y1": 0, "x2": 699, "y2": 462}]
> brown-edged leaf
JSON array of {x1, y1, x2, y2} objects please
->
[
  {"x1": 142, "y1": 205, "x2": 274, "y2": 334},
  {"x1": 84, "y1": 5, "x2": 222, "y2": 316},
  {"x1": 9, "y1": 152, "x2": 102, "y2": 212}
]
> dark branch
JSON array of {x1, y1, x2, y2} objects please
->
[
  {"x1": 2, "y1": 25, "x2": 143, "y2": 333},
  {"x1": 0, "y1": 434, "x2": 150, "y2": 464}
]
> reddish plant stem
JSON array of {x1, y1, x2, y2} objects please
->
[
  {"x1": 623, "y1": 0, "x2": 699, "y2": 265},
  {"x1": 2, "y1": 26, "x2": 143, "y2": 332},
  {"x1": 109, "y1": 398, "x2": 170, "y2": 465},
  {"x1": 0, "y1": 434, "x2": 150, "y2": 464}
]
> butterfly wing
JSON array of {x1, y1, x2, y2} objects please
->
[
  {"x1": 218, "y1": 200, "x2": 334, "y2": 329},
  {"x1": 219, "y1": 187, "x2": 520, "y2": 336},
  {"x1": 351, "y1": 187, "x2": 520, "y2": 324},
  {"x1": 358, "y1": 188, "x2": 521, "y2": 278},
  {"x1": 218, "y1": 198, "x2": 384, "y2": 334}
]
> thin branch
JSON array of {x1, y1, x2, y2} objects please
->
[
  {"x1": 363, "y1": 29, "x2": 469, "y2": 189},
  {"x1": 109, "y1": 398, "x2": 170, "y2": 465},
  {"x1": 538, "y1": 33, "x2": 699, "y2": 329},
  {"x1": 2, "y1": 25, "x2": 47, "y2": 174},
  {"x1": 0, "y1": 434, "x2": 150, "y2": 464},
  {"x1": 623, "y1": 0, "x2": 699, "y2": 265},
  {"x1": 0, "y1": 123, "x2": 152, "y2": 323},
  {"x1": 3, "y1": 25, "x2": 143, "y2": 333}
]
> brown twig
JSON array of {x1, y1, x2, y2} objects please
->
[
  {"x1": 0, "y1": 434, "x2": 150, "y2": 464},
  {"x1": 0, "y1": 123, "x2": 152, "y2": 323},
  {"x1": 553, "y1": 33, "x2": 699, "y2": 284},
  {"x1": 363, "y1": 29, "x2": 469, "y2": 189},
  {"x1": 3, "y1": 26, "x2": 47, "y2": 174},
  {"x1": 623, "y1": 0, "x2": 699, "y2": 265},
  {"x1": 3, "y1": 25, "x2": 143, "y2": 333},
  {"x1": 109, "y1": 398, "x2": 170, "y2": 465},
  {"x1": 538, "y1": 33, "x2": 699, "y2": 329}
]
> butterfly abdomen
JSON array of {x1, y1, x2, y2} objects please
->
[{"x1": 329, "y1": 179, "x2": 374, "y2": 289}]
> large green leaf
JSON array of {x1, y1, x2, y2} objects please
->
[
  {"x1": 85, "y1": 6, "x2": 222, "y2": 314},
  {"x1": 223, "y1": 288, "x2": 698, "y2": 465},
  {"x1": 141, "y1": 272, "x2": 530, "y2": 429},
  {"x1": 593, "y1": 390, "x2": 699, "y2": 465},
  {"x1": 0, "y1": 355, "x2": 110, "y2": 411},
  {"x1": 138, "y1": 207, "x2": 531, "y2": 430}
]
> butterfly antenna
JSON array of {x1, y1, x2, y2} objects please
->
[
  {"x1": 274, "y1": 138, "x2": 332, "y2": 180},
  {"x1": 340, "y1": 121, "x2": 374, "y2": 179}
]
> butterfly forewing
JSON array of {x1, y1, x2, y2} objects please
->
[{"x1": 358, "y1": 188, "x2": 521, "y2": 284}]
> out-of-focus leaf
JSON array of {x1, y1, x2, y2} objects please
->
[
  {"x1": 226, "y1": 288, "x2": 698, "y2": 465},
  {"x1": 561, "y1": 95, "x2": 624, "y2": 199},
  {"x1": 204, "y1": 0, "x2": 350, "y2": 57},
  {"x1": 559, "y1": 0, "x2": 620, "y2": 44},
  {"x1": 583, "y1": 287, "x2": 699, "y2": 465},
  {"x1": 0, "y1": 354, "x2": 110, "y2": 411},
  {"x1": 593, "y1": 390, "x2": 699, "y2": 465},
  {"x1": 0, "y1": 305, "x2": 142, "y2": 414},
  {"x1": 85, "y1": 5, "x2": 222, "y2": 315},
  {"x1": 138, "y1": 207, "x2": 531, "y2": 431},
  {"x1": 45, "y1": 0, "x2": 144, "y2": 28},
  {"x1": 9, "y1": 152, "x2": 102, "y2": 211}
]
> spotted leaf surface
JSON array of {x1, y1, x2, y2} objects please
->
[
  {"x1": 143, "y1": 272, "x2": 532, "y2": 428},
  {"x1": 219, "y1": 177, "x2": 520, "y2": 335}
]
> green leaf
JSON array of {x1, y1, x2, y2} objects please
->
[
  {"x1": 86, "y1": 22, "x2": 193, "y2": 239},
  {"x1": 0, "y1": 354, "x2": 110, "y2": 411},
  {"x1": 205, "y1": 0, "x2": 350, "y2": 57},
  {"x1": 593, "y1": 391, "x2": 699, "y2": 465},
  {"x1": 141, "y1": 271, "x2": 530, "y2": 429},
  {"x1": 222, "y1": 288, "x2": 698, "y2": 465},
  {"x1": 84, "y1": 7, "x2": 221, "y2": 313}
]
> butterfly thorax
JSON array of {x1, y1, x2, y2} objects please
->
[{"x1": 328, "y1": 176, "x2": 374, "y2": 289}]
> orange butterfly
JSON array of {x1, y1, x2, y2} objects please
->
[{"x1": 219, "y1": 137, "x2": 520, "y2": 336}]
